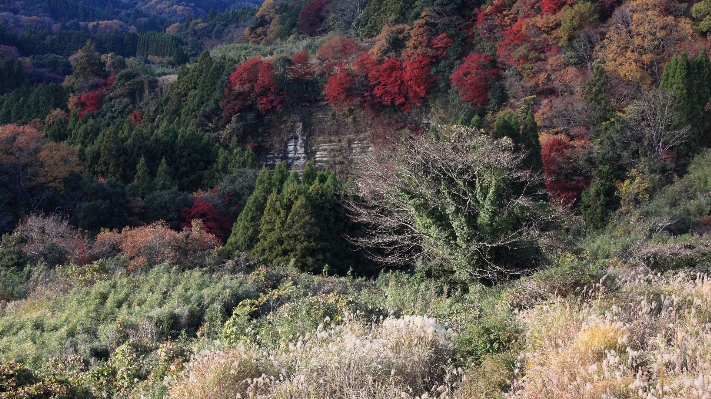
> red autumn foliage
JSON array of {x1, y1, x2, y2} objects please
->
[
  {"x1": 402, "y1": 55, "x2": 434, "y2": 107},
  {"x1": 220, "y1": 57, "x2": 283, "y2": 121},
  {"x1": 129, "y1": 110, "x2": 144, "y2": 125},
  {"x1": 324, "y1": 66, "x2": 355, "y2": 106},
  {"x1": 450, "y1": 52, "x2": 498, "y2": 106},
  {"x1": 298, "y1": 0, "x2": 329, "y2": 36},
  {"x1": 476, "y1": 0, "x2": 515, "y2": 38},
  {"x1": 180, "y1": 196, "x2": 232, "y2": 242},
  {"x1": 288, "y1": 51, "x2": 312, "y2": 82},
  {"x1": 541, "y1": 136, "x2": 591, "y2": 209},
  {"x1": 540, "y1": 0, "x2": 571, "y2": 15},
  {"x1": 429, "y1": 33, "x2": 454, "y2": 57},
  {"x1": 316, "y1": 37, "x2": 363, "y2": 74},
  {"x1": 371, "y1": 57, "x2": 408, "y2": 109},
  {"x1": 347, "y1": 54, "x2": 433, "y2": 112},
  {"x1": 497, "y1": 19, "x2": 532, "y2": 66},
  {"x1": 78, "y1": 90, "x2": 103, "y2": 120},
  {"x1": 104, "y1": 71, "x2": 118, "y2": 89}
]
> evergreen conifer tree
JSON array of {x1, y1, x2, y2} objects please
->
[
  {"x1": 272, "y1": 162, "x2": 288, "y2": 192},
  {"x1": 281, "y1": 195, "x2": 324, "y2": 272},
  {"x1": 492, "y1": 114, "x2": 519, "y2": 143},
  {"x1": 223, "y1": 168, "x2": 273, "y2": 256},
  {"x1": 154, "y1": 157, "x2": 173, "y2": 189},
  {"x1": 659, "y1": 51, "x2": 711, "y2": 150},
  {"x1": 251, "y1": 189, "x2": 286, "y2": 263},
  {"x1": 302, "y1": 161, "x2": 317, "y2": 186},
  {"x1": 521, "y1": 111, "x2": 542, "y2": 171},
  {"x1": 133, "y1": 156, "x2": 152, "y2": 193},
  {"x1": 582, "y1": 63, "x2": 613, "y2": 125}
]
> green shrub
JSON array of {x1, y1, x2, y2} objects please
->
[{"x1": 0, "y1": 264, "x2": 258, "y2": 367}]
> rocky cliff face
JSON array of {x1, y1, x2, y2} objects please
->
[{"x1": 264, "y1": 104, "x2": 372, "y2": 177}]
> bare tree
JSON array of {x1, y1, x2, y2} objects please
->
[
  {"x1": 625, "y1": 89, "x2": 691, "y2": 159},
  {"x1": 347, "y1": 126, "x2": 557, "y2": 280}
]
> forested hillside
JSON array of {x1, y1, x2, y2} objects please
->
[{"x1": 2, "y1": 0, "x2": 711, "y2": 396}]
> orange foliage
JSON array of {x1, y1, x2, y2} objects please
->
[
  {"x1": 0, "y1": 124, "x2": 43, "y2": 160},
  {"x1": 36, "y1": 142, "x2": 83, "y2": 192},
  {"x1": 594, "y1": 0, "x2": 694, "y2": 85},
  {"x1": 368, "y1": 24, "x2": 411, "y2": 60},
  {"x1": 244, "y1": 0, "x2": 280, "y2": 44},
  {"x1": 93, "y1": 220, "x2": 220, "y2": 271},
  {"x1": 129, "y1": 110, "x2": 144, "y2": 125}
]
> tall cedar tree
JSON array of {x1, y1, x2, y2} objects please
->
[
  {"x1": 223, "y1": 168, "x2": 273, "y2": 255},
  {"x1": 659, "y1": 51, "x2": 711, "y2": 149}
]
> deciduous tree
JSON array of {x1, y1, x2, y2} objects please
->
[
  {"x1": 594, "y1": 0, "x2": 694, "y2": 86},
  {"x1": 348, "y1": 126, "x2": 553, "y2": 280},
  {"x1": 450, "y1": 53, "x2": 498, "y2": 107}
]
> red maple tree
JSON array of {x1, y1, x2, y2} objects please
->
[
  {"x1": 316, "y1": 37, "x2": 362, "y2": 74},
  {"x1": 220, "y1": 57, "x2": 283, "y2": 121},
  {"x1": 288, "y1": 51, "x2": 313, "y2": 82},
  {"x1": 497, "y1": 19, "x2": 532, "y2": 66},
  {"x1": 180, "y1": 196, "x2": 233, "y2": 242},
  {"x1": 324, "y1": 66, "x2": 355, "y2": 106},
  {"x1": 450, "y1": 52, "x2": 498, "y2": 106},
  {"x1": 541, "y1": 136, "x2": 591, "y2": 209},
  {"x1": 540, "y1": 0, "x2": 572, "y2": 14},
  {"x1": 77, "y1": 90, "x2": 103, "y2": 120},
  {"x1": 129, "y1": 110, "x2": 144, "y2": 125}
]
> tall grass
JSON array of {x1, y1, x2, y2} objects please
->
[
  {"x1": 507, "y1": 272, "x2": 711, "y2": 398},
  {"x1": 169, "y1": 315, "x2": 454, "y2": 399}
]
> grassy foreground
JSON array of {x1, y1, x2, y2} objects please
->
[{"x1": 4, "y1": 154, "x2": 711, "y2": 398}]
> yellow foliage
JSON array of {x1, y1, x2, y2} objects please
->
[
  {"x1": 575, "y1": 321, "x2": 627, "y2": 361},
  {"x1": 595, "y1": 0, "x2": 694, "y2": 85},
  {"x1": 615, "y1": 168, "x2": 651, "y2": 214}
]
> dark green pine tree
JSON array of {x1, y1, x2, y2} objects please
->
[
  {"x1": 582, "y1": 63, "x2": 613, "y2": 126},
  {"x1": 305, "y1": 173, "x2": 352, "y2": 274},
  {"x1": 690, "y1": 50, "x2": 711, "y2": 146},
  {"x1": 84, "y1": 125, "x2": 130, "y2": 181},
  {"x1": 251, "y1": 189, "x2": 287, "y2": 264},
  {"x1": 492, "y1": 114, "x2": 519, "y2": 143},
  {"x1": 659, "y1": 51, "x2": 711, "y2": 151},
  {"x1": 223, "y1": 168, "x2": 273, "y2": 256},
  {"x1": 170, "y1": 128, "x2": 218, "y2": 192},
  {"x1": 580, "y1": 165, "x2": 621, "y2": 230},
  {"x1": 133, "y1": 156, "x2": 152, "y2": 193},
  {"x1": 281, "y1": 194, "x2": 325, "y2": 273},
  {"x1": 302, "y1": 161, "x2": 318, "y2": 186},
  {"x1": 521, "y1": 111, "x2": 542, "y2": 171},
  {"x1": 272, "y1": 162, "x2": 289, "y2": 193},
  {"x1": 154, "y1": 157, "x2": 174, "y2": 189},
  {"x1": 72, "y1": 40, "x2": 107, "y2": 88}
]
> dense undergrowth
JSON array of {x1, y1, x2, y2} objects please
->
[{"x1": 3, "y1": 151, "x2": 711, "y2": 398}]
